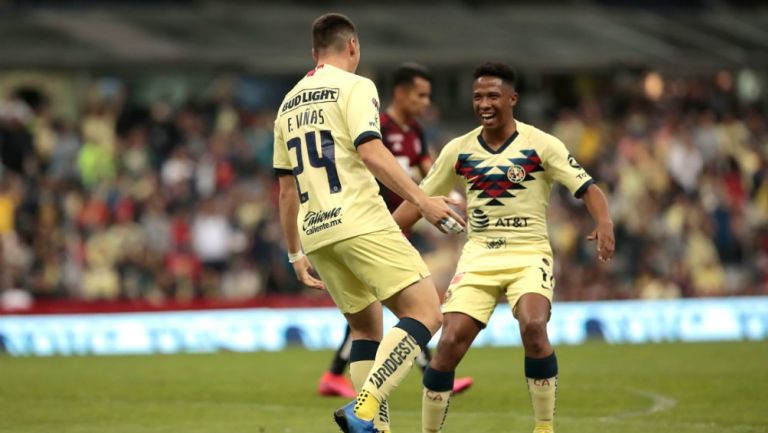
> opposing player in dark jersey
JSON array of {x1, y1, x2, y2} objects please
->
[
  {"x1": 318, "y1": 64, "x2": 474, "y2": 401},
  {"x1": 378, "y1": 64, "x2": 433, "y2": 211},
  {"x1": 393, "y1": 62, "x2": 615, "y2": 433}
]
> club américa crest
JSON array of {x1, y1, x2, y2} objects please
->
[{"x1": 506, "y1": 163, "x2": 526, "y2": 183}]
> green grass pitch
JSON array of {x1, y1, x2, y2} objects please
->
[{"x1": 1, "y1": 341, "x2": 766, "y2": 433}]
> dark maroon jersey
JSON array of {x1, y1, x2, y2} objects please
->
[{"x1": 379, "y1": 112, "x2": 431, "y2": 211}]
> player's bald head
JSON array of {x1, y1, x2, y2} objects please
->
[{"x1": 312, "y1": 13, "x2": 357, "y2": 54}]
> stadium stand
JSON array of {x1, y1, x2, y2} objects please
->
[{"x1": 1, "y1": 1, "x2": 767, "y2": 312}]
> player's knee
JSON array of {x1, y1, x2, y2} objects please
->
[
  {"x1": 436, "y1": 332, "x2": 469, "y2": 360},
  {"x1": 520, "y1": 318, "x2": 549, "y2": 349},
  {"x1": 414, "y1": 305, "x2": 442, "y2": 335},
  {"x1": 428, "y1": 311, "x2": 443, "y2": 334}
]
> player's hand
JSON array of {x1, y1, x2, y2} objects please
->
[
  {"x1": 587, "y1": 221, "x2": 615, "y2": 262},
  {"x1": 292, "y1": 256, "x2": 325, "y2": 290},
  {"x1": 416, "y1": 196, "x2": 466, "y2": 234}
]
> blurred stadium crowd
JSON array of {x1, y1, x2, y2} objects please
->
[{"x1": 0, "y1": 70, "x2": 766, "y2": 309}]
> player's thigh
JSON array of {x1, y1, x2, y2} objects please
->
[
  {"x1": 307, "y1": 247, "x2": 376, "y2": 315},
  {"x1": 381, "y1": 276, "x2": 442, "y2": 333},
  {"x1": 338, "y1": 230, "x2": 431, "y2": 303},
  {"x1": 505, "y1": 259, "x2": 554, "y2": 320},
  {"x1": 442, "y1": 271, "x2": 504, "y2": 326}
]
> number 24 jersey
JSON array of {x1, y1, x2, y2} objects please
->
[{"x1": 273, "y1": 64, "x2": 398, "y2": 253}]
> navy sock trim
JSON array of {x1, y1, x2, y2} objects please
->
[
  {"x1": 525, "y1": 352, "x2": 558, "y2": 379},
  {"x1": 395, "y1": 317, "x2": 432, "y2": 350},
  {"x1": 350, "y1": 339, "x2": 379, "y2": 362},
  {"x1": 423, "y1": 366, "x2": 454, "y2": 392}
]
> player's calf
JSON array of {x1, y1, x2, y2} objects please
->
[
  {"x1": 345, "y1": 318, "x2": 433, "y2": 424},
  {"x1": 349, "y1": 340, "x2": 391, "y2": 433},
  {"x1": 420, "y1": 312, "x2": 481, "y2": 433},
  {"x1": 525, "y1": 352, "x2": 558, "y2": 433},
  {"x1": 421, "y1": 367, "x2": 454, "y2": 433}
]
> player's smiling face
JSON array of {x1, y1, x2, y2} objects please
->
[{"x1": 473, "y1": 76, "x2": 517, "y2": 131}]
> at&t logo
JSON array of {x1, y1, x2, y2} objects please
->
[{"x1": 470, "y1": 208, "x2": 490, "y2": 232}]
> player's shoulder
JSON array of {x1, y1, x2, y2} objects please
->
[
  {"x1": 516, "y1": 120, "x2": 565, "y2": 149},
  {"x1": 331, "y1": 67, "x2": 374, "y2": 91},
  {"x1": 276, "y1": 80, "x2": 304, "y2": 117},
  {"x1": 334, "y1": 71, "x2": 379, "y2": 112},
  {"x1": 276, "y1": 75, "x2": 326, "y2": 118},
  {"x1": 448, "y1": 125, "x2": 484, "y2": 150},
  {"x1": 433, "y1": 125, "x2": 482, "y2": 159}
]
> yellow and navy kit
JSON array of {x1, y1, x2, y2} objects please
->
[
  {"x1": 273, "y1": 64, "x2": 398, "y2": 253},
  {"x1": 420, "y1": 120, "x2": 594, "y2": 272}
]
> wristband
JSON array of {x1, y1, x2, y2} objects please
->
[{"x1": 288, "y1": 251, "x2": 305, "y2": 263}]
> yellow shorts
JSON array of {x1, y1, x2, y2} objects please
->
[
  {"x1": 308, "y1": 229, "x2": 431, "y2": 314},
  {"x1": 442, "y1": 258, "x2": 555, "y2": 325}
]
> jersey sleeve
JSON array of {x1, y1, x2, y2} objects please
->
[
  {"x1": 346, "y1": 78, "x2": 383, "y2": 148},
  {"x1": 419, "y1": 141, "x2": 460, "y2": 196},
  {"x1": 272, "y1": 117, "x2": 293, "y2": 176},
  {"x1": 545, "y1": 135, "x2": 594, "y2": 198}
]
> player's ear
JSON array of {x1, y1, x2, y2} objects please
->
[
  {"x1": 509, "y1": 90, "x2": 518, "y2": 108},
  {"x1": 311, "y1": 48, "x2": 318, "y2": 63},
  {"x1": 348, "y1": 37, "x2": 358, "y2": 57}
]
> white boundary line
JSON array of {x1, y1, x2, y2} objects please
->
[
  {"x1": 244, "y1": 387, "x2": 678, "y2": 423},
  {"x1": 597, "y1": 388, "x2": 677, "y2": 421},
  {"x1": 23, "y1": 387, "x2": 676, "y2": 421}
]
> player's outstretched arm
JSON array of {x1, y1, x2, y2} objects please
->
[
  {"x1": 358, "y1": 138, "x2": 465, "y2": 232},
  {"x1": 277, "y1": 175, "x2": 324, "y2": 290},
  {"x1": 391, "y1": 200, "x2": 422, "y2": 232},
  {"x1": 581, "y1": 183, "x2": 615, "y2": 263}
]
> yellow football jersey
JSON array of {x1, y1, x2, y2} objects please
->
[
  {"x1": 420, "y1": 121, "x2": 594, "y2": 271},
  {"x1": 273, "y1": 64, "x2": 398, "y2": 253}
]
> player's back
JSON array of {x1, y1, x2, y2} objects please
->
[{"x1": 273, "y1": 64, "x2": 397, "y2": 253}]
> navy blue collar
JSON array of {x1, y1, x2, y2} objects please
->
[{"x1": 477, "y1": 129, "x2": 519, "y2": 154}]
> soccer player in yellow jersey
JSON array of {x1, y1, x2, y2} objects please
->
[
  {"x1": 273, "y1": 13, "x2": 465, "y2": 433},
  {"x1": 393, "y1": 62, "x2": 615, "y2": 433},
  {"x1": 317, "y1": 63, "x2": 474, "y2": 400}
]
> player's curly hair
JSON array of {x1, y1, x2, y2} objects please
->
[{"x1": 473, "y1": 62, "x2": 516, "y2": 87}]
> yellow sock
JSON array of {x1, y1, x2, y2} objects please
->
[
  {"x1": 351, "y1": 360, "x2": 391, "y2": 432},
  {"x1": 421, "y1": 388, "x2": 451, "y2": 433},
  {"x1": 527, "y1": 376, "x2": 557, "y2": 428},
  {"x1": 357, "y1": 327, "x2": 423, "y2": 418}
]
